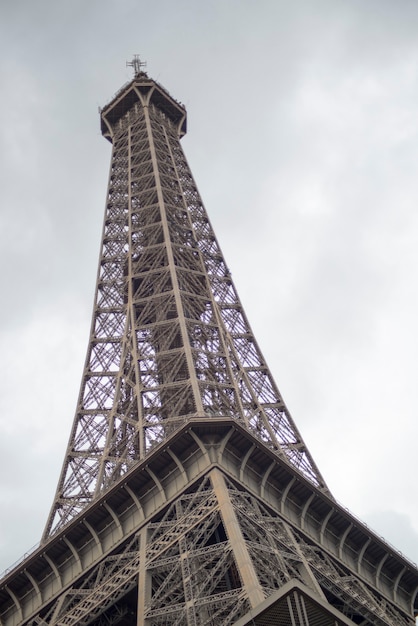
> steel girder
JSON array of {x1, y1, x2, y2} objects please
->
[
  {"x1": 2, "y1": 473, "x2": 414, "y2": 626},
  {"x1": 1, "y1": 421, "x2": 417, "y2": 626}
]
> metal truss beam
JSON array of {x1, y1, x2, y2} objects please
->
[{"x1": 1, "y1": 421, "x2": 417, "y2": 626}]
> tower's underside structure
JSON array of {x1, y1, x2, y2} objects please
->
[{"x1": 1, "y1": 67, "x2": 418, "y2": 626}]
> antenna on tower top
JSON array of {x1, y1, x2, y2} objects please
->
[{"x1": 126, "y1": 55, "x2": 147, "y2": 76}]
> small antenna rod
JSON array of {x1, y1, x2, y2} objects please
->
[{"x1": 126, "y1": 55, "x2": 147, "y2": 76}]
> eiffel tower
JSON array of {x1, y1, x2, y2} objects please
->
[{"x1": 1, "y1": 57, "x2": 417, "y2": 626}]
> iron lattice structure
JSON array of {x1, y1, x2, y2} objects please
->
[
  {"x1": 1, "y1": 63, "x2": 418, "y2": 626},
  {"x1": 43, "y1": 67, "x2": 328, "y2": 538}
]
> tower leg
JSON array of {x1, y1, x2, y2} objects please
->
[
  {"x1": 281, "y1": 522, "x2": 327, "y2": 600},
  {"x1": 137, "y1": 528, "x2": 151, "y2": 626},
  {"x1": 210, "y1": 468, "x2": 265, "y2": 609}
]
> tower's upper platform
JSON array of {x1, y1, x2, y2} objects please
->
[{"x1": 100, "y1": 70, "x2": 187, "y2": 142}]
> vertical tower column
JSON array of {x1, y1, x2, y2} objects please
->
[
  {"x1": 137, "y1": 527, "x2": 151, "y2": 626},
  {"x1": 141, "y1": 94, "x2": 204, "y2": 416},
  {"x1": 210, "y1": 468, "x2": 265, "y2": 609}
]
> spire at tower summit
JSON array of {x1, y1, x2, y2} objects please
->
[{"x1": 126, "y1": 54, "x2": 147, "y2": 76}]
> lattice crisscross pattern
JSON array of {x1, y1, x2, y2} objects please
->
[{"x1": 43, "y1": 73, "x2": 328, "y2": 540}]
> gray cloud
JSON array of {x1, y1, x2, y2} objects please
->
[
  {"x1": 364, "y1": 510, "x2": 418, "y2": 566},
  {"x1": 1, "y1": 0, "x2": 418, "y2": 573}
]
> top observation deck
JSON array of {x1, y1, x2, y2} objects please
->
[{"x1": 100, "y1": 63, "x2": 187, "y2": 142}]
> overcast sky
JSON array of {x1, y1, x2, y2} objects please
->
[{"x1": 1, "y1": 0, "x2": 418, "y2": 575}]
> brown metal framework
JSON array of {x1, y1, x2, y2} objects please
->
[
  {"x1": 42, "y1": 67, "x2": 328, "y2": 540},
  {"x1": 1, "y1": 63, "x2": 417, "y2": 626},
  {"x1": 1, "y1": 421, "x2": 418, "y2": 625}
]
